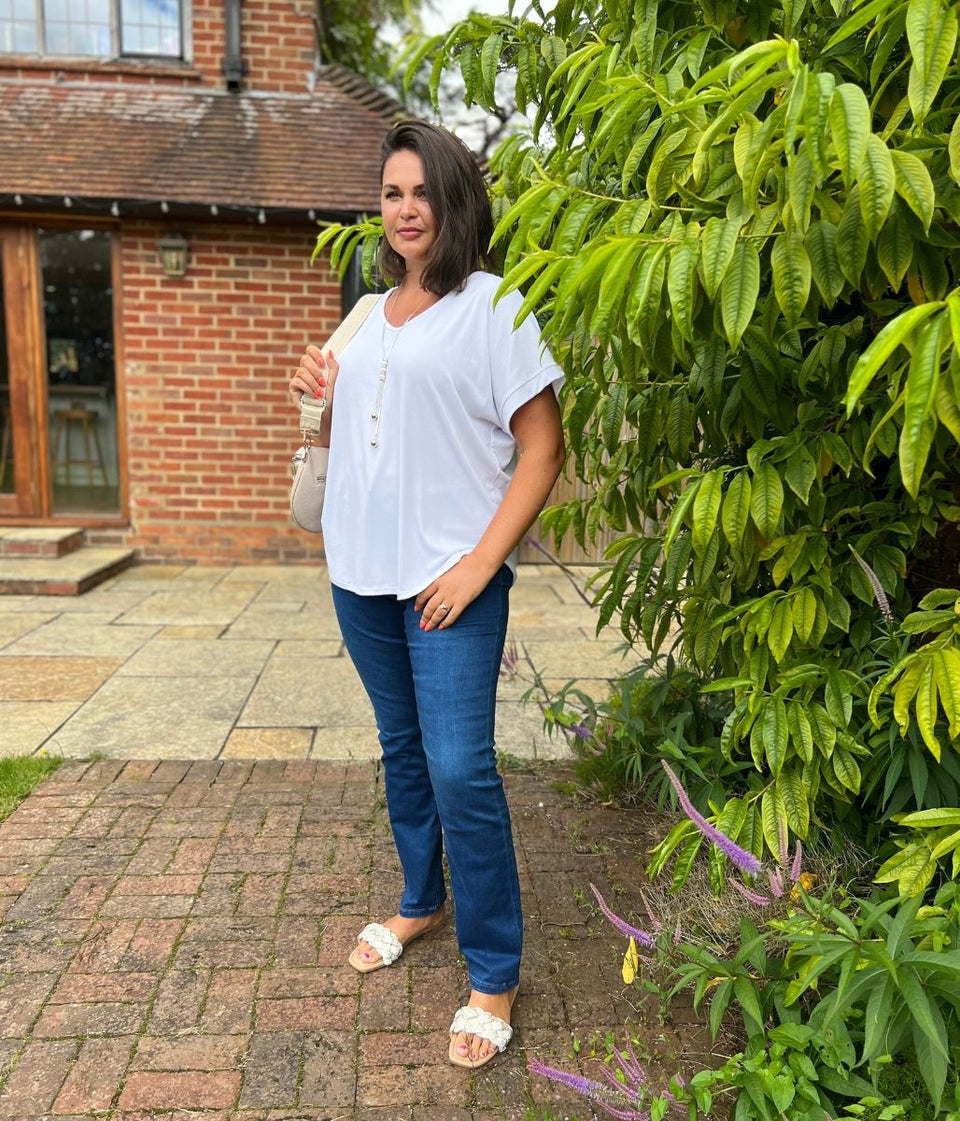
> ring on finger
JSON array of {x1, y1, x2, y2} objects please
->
[{"x1": 438, "y1": 602, "x2": 450, "y2": 613}]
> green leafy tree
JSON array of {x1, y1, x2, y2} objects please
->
[
  {"x1": 320, "y1": 0, "x2": 960, "y2": 893},
  {"x1": 313, "y1": 0, "x2": 423, "y2": 87}
]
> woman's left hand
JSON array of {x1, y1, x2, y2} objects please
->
[{"x1": 415, "y1": 555, "x2": 494, "y2": 631}]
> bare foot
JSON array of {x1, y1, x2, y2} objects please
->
[
  {"x1": 352, "y1": 910, "x2": 444, "y2": 968},
  {"x1": 450, "y1": 987, "x2": 518, "y2": 1065}
]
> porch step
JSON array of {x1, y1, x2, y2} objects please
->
[
  {"x1": 0, "y1": 527, "x2": 86, "y2": 558},
  {"x1": 0, "y1": 545, "x2": 135, "y2": 595}
]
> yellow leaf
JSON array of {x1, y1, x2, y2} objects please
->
[{"x1": 622, "y1": 937, "x2": 639, "y2": 984}]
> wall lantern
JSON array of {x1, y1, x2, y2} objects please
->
[{"x1": 157, "y1": 233, "x2": 189, "y2": 278}]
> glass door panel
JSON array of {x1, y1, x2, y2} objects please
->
[{"x1": 39, "y1": 228, "x2": 120, "y2": 514}]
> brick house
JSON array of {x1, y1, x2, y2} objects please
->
[{"x1": 0, "y1": 0, "x2": 401, "y2": 566}]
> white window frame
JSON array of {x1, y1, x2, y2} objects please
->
[{"x1": 0, "y1": 0, "x2": 191, "y2": 61}]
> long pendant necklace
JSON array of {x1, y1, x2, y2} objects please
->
[{"x1": 370, "y1": 285, "x2": 429, "y2": 448}]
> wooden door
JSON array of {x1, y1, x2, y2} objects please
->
[{"x1": 0, "y1": 227, "x2": 46, "y2": 517}]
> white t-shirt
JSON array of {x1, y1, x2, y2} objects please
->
[{"x1": 321, "y1": 271, "x2": 563, "y2": 599}]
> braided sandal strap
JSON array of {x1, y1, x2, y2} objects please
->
[
  {"x1": 356, "y1": 923, "x2": 404, "y2": 966},
  {"x1": 449, "y1": 1006, "x2": 513, "y2": 1052}
]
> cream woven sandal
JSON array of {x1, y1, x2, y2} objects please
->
[
  {"x1": 448, "y1": 992, "x2": 517, "y2": 1068},
  {"x1": 347, "y1": 913, "x2": 444, "y2": 974}
]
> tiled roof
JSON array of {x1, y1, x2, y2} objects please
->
[{"x1": 0, "y1": 67, "x2": 405, "y2": 215}]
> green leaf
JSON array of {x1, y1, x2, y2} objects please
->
[
  {"x1": 480, "y1": 32, "x2": 503, "y2": 102},
  {"x1": 808, "y1": 702, "x2": 837, "y2": 756},
  {"x1": 837, "y1": 191, "x2": 869, "y2": 286},
  {"x1": 668, "y1": 235, "x2": 700, "y2": 343},
  {"x1": 914, "y1": 661, "x2": 942, "y2": 760},
  {"x1": 824, "y1": 0, "x2": 896, "y2": 51},
  {"x1": 899, "y1": 965, "x2": 950, "y2": 1060},
  {"x1": 663, "y1": 477, "x2": 702, "y2": 558},
  {"x1": 877, "y1": 209, "x2": 915, "y2": 292},
  {"x1": 601, "y1": 381, "x2": 628, "y2": 454},
  {"x1": 761, "y1": 787, "x2": 787, "y2": 857},
  {"x1": 750, "y1": 462, "x2": 784, "y2": 540},
  {"x1": 784, "y1": 446, "x2": 817, "y2": 504},
  {"x1": 828, "y1": 83, "x2": 871, "y2": 190},
  {"x1": 720, "y1": 241, "x2": 760, "y2": 351},
  {"x1": 906, "y1": 0, "x2": 958, "y2": 125},
  {"x1": 787, "y1": 146, "x2": 817, "y2": 230},
  {"x1": 792, "y1": 587, "x2": 818, "y2": 644},
  {"x1": 804, "y1": 70, "x2": 835, "y2": 179},
  {"x1": 825, "y1": 668, "x2": 853, "y2": 726},
  {"x1": 771, "y1": 229, "x2": 811, "y2": 327},
  {"x1": 700, "y1": 216, "x2": 741, "y2": 301},
  {"x1": 863, "y1": 978, "x2": 895, "y2": 1061},
  {"x1": 845, "y1": 301, "x2": 943, "y2": 413},
  {"x1": 832, "y1": 744, "x2": 862, "y2": 793},
  {"x1": 949, "y1": 113, "x2": 960, "y2": 185},
  {"x1": 787, "y1": 700, "x2": 815, "y2": 761},
  {"x1": 768, "y1": 600, "x2": 794, "y2": 664},
  {"x1": 858, "y1": 134, "x2": 896, "y2": 241},
  {"x1": 777, "y1": 768, "x2": 810, "y2": 838},
  {"x1": 892, "y1": 149, "x2": 936, "y2": 230},
  {"x1": 805, "y1": 221, "x2": 844, "y2": 306},
  {"x1": 900, "y1": 312, "x2": 946, "y2": 497},
  {"x1": 693, "y1": 470, "x2": 723, "y2": 557},
  {"x1": 722, "y1": 472, "x2": 752, "y2": 549},
  {"x1": 913, "y1": 1015, "x2": 949, "y2": 1110},
  {"x1": 933, "y1": 649, "x2": 960, "y2": 736}
]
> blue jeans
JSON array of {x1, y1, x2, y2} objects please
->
[{"x1": 331, "y1": 565, "x2": 522, "y2": 995}]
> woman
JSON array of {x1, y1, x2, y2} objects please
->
[{"x1": 289, "y1": 121, "x2": 565, "y2": 1068}]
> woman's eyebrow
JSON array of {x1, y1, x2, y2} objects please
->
[{"x1": 382, "y1": 182, "x2": 426, "y2": 191}]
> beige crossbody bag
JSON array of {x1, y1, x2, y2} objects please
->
[{"x1": 290, "y1": 293, "x2": 379, "y2": 533}]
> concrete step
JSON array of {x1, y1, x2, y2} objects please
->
[
  {"x1": 0, "y1": 527, "x2": 86, "y2": 558},
  {"x1": 0, "y1": 546, "x2": 136, "y2": 595}
]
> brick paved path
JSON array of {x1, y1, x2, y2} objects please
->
[{"x1": 0, "y1": 758, "x2": 697, "y2": 1121}]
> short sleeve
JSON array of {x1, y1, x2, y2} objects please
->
[{"x1": 488, "y1": 287, "x2": 564, "y2": 433}]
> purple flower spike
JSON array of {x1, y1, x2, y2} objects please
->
[
  {"x1": 589, "y1": 883, "x2": 656, "y2": 949},
  {"x1": 730, "y1": 878, "x2": 771, "y2": 907},
  {"x1": 791, "y1": 840, "x2": 803, "y2": 883},
  {"x1": 639, "y1": 891, "x2": 663, "y2": 933},
  {"x1": 527, "y1": 1058, "x2": 609, "y2": 1099},
  {"x1": 571, "y1": 723, "x2": 592, "y2": 739},
  {"x1": 661, "y1": 762, "x2": 762, "y2": 876},
  {"x1": 527, "y1": 1060, "x2": 652, "y2": 1121},
  {"x1": 768, "y1": 869, "x2": 785, "y2": 898}
]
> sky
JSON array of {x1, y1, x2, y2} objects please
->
[
  {"x1": 421, "y1": 0, "x2": 511, "y2": 32},
  {"x1": 385, "y1": 0, "x2": 525, "y2": 152}
]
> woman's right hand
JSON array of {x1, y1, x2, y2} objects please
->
[{"x1": 288, "y1": 345, "x2": 338, "y2": 411}]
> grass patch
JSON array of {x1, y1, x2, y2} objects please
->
[{"x1": 0, "y1": 755, "x2": 63, "y2": 822}]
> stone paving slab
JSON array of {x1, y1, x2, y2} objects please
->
[
  {"x1": 0, "y1": 562, "x2": 640, "y2": 763},
  {"x1": 0, "y1": 759, "x2": 706, "y2": 1121},
  {"x1": 47, "y1": 678, "x2": 256, "y2": 760},
  {"x1": 0, "y1": 620, "x2": 158, "y2": 659},
  {"x1": 0, "y1": 702, "x2": 81, "y2": 757}
]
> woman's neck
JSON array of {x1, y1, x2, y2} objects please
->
[{"x1": 401, "y1": 265, "x2": 426, "y2": 291}]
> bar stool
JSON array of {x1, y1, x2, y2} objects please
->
[{"x1": 50, "y1": 407, "x2": 107, "y2": 485}]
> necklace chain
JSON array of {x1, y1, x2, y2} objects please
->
[{"x1": 370, "y1": 284, "x2": 429, "y2": 448}]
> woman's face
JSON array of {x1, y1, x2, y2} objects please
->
[{"x1": 381, "y1": 149, "x2": 437, "y2": 276}]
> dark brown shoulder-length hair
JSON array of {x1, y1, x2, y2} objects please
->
[{"x1": 378, "y1": 121, "x2": 494, "y2": 297}]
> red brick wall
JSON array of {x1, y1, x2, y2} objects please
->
[
  {"x1": 107, "y1": 219, "x2": 341, "y2": 564},
  {"x1": 0, "y1": 0, "x2": 316, "y2": 94}
]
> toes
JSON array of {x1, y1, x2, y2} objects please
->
[{"x1": 356, "y1": 941, "x2": 379, "y2": 963}]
